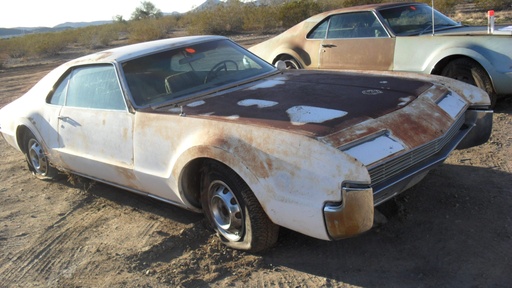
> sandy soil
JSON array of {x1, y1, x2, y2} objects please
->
[{"x1": 0, "y1": 36, "x2": 511, "y2": 288}]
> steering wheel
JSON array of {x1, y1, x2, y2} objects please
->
[{"x1": 204, "y1": 60, "x2": 239, "y2": 83}]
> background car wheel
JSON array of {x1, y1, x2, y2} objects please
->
[
  {"x1": 23, "y1": 130, "x2": 58, "y2": 180},
  {"x1": 201, "y1": 161, "x2": 279, "y2": 252},
  {"x1": 277, "y1": 56, "x2": 301, "y2": 69},
  {"x1": 441, "y1": 58, "x2": 497, "y2": 107}
]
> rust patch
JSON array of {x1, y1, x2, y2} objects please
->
[
  {"x1": 165, "y1": 71, "x2": 432, "y2": 138},
  {"x1": 325, "y1": 188, "x2": 374, "y2": 238}
]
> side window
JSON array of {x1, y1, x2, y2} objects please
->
[
  {"x1": 326, "y1": 12, "x2": 388, "y2": 39},
  {"x1": 66, "y1": 65, "x2": 126, "y2": 110},
  {"x1": 48, "y1": 73, "x2": 70, "y2": 105},
  {"x1": 307, "y1": 20, "x2": 329, "y2": 39}
]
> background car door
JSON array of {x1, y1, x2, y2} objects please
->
[
  {"x1": 56, "y1": 65, "x2": 137, "y2": 187},
  {"x1": 317, "y1": 12, "x2": 395, "y2": 70}
]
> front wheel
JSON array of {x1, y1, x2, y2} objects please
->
[
  {"x1": 441, "y1": 58, "x2": 497, "y2": 107},
  {"x1": 201, "y1": 162, "x2": 279, "y2": 252},
  {"x1": 23, "y1": 130, "x2": 58, "y2": 180}
]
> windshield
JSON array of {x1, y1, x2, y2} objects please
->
[
  {"x1": 378, "y1": 4, "x2": 460, "y2": 36},
  {"x1": 122, "y1": 39, "x2": 275, "y2": 107}
]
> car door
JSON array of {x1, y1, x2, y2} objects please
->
[
  {"x1": 54, "y1": 64, "x2": 137, "y2": 187},
  {"x1": 317, "y1": 11, "x2": 396, "y2": 71}
]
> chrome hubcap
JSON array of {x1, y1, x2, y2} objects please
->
[
  {"x1": 209, "y1": 180, "x2": 244, "y2": 241},
  {"x1": 28, "y1": 139, "x2": 48, "y2": 175}
]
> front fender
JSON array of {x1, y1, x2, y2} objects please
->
[{"x1": 169, "y1": 120, "x2": 372, "y2": 241}]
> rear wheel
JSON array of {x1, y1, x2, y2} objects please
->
[
  {"x1": 441, "y1": 58, "x2": 497, "y2": 107},
  {"x1": 23, "y1": 130, "x2": 58, "y2": 180},
  {"x1": 201, "y1": 162, "x2": 279, "y2": 252},
  {"x1": 277, "y1": 56, "x2": 301, "y2": 69}
]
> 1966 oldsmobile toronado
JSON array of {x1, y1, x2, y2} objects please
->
[{"x1": 0, "y1": 36, "x2": 492, "y2": 252}]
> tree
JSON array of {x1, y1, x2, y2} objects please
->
[
  {"x1": 112, "y1": 15, "x2": 126, "y2": 23},
  {"x1": 131, "y1": 1, "x2": 163, "y2": 21}
]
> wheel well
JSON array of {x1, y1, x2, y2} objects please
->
[
  {"x1": 431, "y1": 55, "x2": 482, "y2": 76},
  {"x1": 274, "y1": 54, "x2": 294, "y2": 64},
  {"x1": 15, "y1": 126, "x2": 30, "y2": 153},
  {"x1": 180, "y1": 158, "x2": 234, "y2": 210}
]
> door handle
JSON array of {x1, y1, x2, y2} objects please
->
[
  {"x1": 58, "y1": 116, "x2": 69, "y2": 121},
  {"x1": 322, "y1": 44, "x2": 337, "y2": 48}
]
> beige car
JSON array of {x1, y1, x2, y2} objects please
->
[{"x1": 249, "y1": 2, "x2": 512, "y2": 106}]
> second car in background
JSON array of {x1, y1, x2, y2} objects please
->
[{"x1": 250, "y1": 2, "x2": 512, "y2": 106}]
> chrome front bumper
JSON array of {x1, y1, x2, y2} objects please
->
[{"x1": 322, "y1": 109, "x2": 493, "y2": 240}]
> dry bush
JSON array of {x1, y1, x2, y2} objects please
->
[
  {"x1": 242, "y1": 5, "x2": 281, "y2": 32},
  {"x1": 187, "y1": 4, "x2": 244, "y2": 35},
  {"x1": 277, "y1": 0, "x2": 322, "y2": 27},
  {"x1": 3, "y1": 37, "x2": 29, "y2": 59},
  {"x1": 128, "y1": 19, "x2": 168, "y2": 43},
  {"x1": 78, "y1": 24, "x2": 124, "y2": 49}
]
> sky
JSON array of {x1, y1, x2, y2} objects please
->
[{"x1": 0, "y1": 0, "x2": 208, "y2": 28}]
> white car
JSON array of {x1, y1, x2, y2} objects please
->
[{"x1": 0, "y1": 36, "x2": 492, "y2": 252}]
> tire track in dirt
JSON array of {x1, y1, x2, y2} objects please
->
[
  {"x1": 0, "y1": 189, "x2": 172, "y2": 287},
  {"x1": 0, "y1": 196, "x2": 102, "y2": 286}
]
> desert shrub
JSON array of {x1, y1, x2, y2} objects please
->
[
  {"x1": 29, "y1": 33, "x2": 69, "y2": 56},
  {"x1": 3, "y1": 37, "x2": 29, "y2": 58},
  {"x1": 78, "y1": 24, "x2": 124, "y2": 48},
  {"x1": 242, "y1": 4, "x2": 281, "y2": 32},
  {"x1": 128, "y1": 18, "x2": 167, "y2": 43},
  {"x1": 6, "y1": 32, "x2": 71, "y2": 57},
  {"x1": 475, "y1": 0, "x2": 512, "y2": 10},
  {"x1": 277, "y1": 0, "x2": 322, "y2": 27},
  {"x1": 187, "y1": 4, "x2": 244, "y2": 35}
]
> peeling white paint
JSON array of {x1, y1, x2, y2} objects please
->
[
  {"x1": 362, "y1": 89, "x2": 383, "y2": 95},
  {"x1": 398, "y1": 96, "x2": 414, "y2": 106},
  {"x1": 287, "y1": 106, "x2": 348, "y2": 126},
  {"x1": 238, "y1": 99, "x2": 279, "y2": 108},
  {"x1": 187, "y1": 100, "x2": 206, "y2": 107},
  {"x1": 225, "y1": 115, "x2": 240, "y2": 120},
  {"x1": 168, "y1": 107, "x2": 181, "y2": 113},
  {"x1": 247, "y1": 79, "x2": 285, "y2": 90}
]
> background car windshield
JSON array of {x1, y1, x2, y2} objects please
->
[
  {"x1": 122, "y1": 39, "x2": 275, "y2": 107},
  {"x1": 379, "y1": 4, "x2": 459, "y2": 36}
]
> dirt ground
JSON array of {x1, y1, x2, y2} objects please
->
[{"x1": 0, "y1": 36, "x2": 511, "y2": 288}]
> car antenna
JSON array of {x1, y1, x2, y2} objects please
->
[{"x1": 432, "y1": 0, "x2": 435, "y2": 35}]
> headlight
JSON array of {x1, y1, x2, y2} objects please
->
[{"x1": 342, "y1": 133, "x2": 404, "y2": 166}]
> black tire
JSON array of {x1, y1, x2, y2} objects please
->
[
  {"x1": 23, "y1": 130, "x2": 58, "y2": 180},
  {"x1": 277, "y1": 56, "x2": 301, "y2": 69},
  {"x1": 441, "y1": 58, "x2": 497, "y2": 107},
  {"x1": 201, "y1": 161, "x2": 279, "y2": 252}
]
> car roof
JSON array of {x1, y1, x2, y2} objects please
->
[
  {"x1": 306, "y1": 2, "x2": 425, "y2": 22},
  {"x1": 63, "y1": 35, "x2": 227, "y2": 67}
]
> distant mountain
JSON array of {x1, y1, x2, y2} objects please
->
[
  {"x1": 0, "y1": 20, "x2": 112, "y2": 38},
  {"x1": 0, "y1": 1, "x2": 265, "y2": 39},
  {"x1": 53, "y1": 20, "x2": 112, "y2": 29},
  {"x1": 194, "y1": 0, "x2": 222, "y2": 11}
]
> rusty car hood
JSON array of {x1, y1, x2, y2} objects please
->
[{"x1": 164, "y1": 70, "x2": 440, "y2": 143}]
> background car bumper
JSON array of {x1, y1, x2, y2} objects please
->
[{"x1": 456, "y1": 109, "x2": 493, "y2": 149}]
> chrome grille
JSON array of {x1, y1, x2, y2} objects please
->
[{"x1": 368, "y1": 115, "x2": 465, "y2": 186}]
